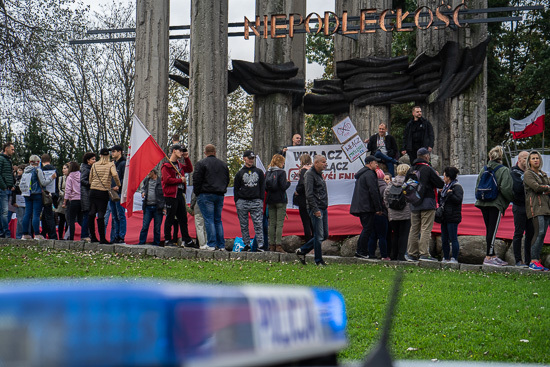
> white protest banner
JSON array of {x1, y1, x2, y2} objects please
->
[
  {"x1": 341, "y1": 135, "x2": 368, "y2": 162},
  {"x1": 285, "y1": 145, "x2": 366, "y2": 182},
  {"x1": 332, "y1": 117, "x2": 357, "y2": 144},
  {"x1": 41, "y1": 170, "x2": 56, "y2": 192}
]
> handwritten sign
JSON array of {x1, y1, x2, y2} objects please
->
[
  {"x1": 342, "y1": 135, "x2": 368, "y2": 162},
  {"x1": 332, "y1": 117, "x2": 357, "y2": 144}
]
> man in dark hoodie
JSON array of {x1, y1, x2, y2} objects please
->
[
  {"x1": 233, "y1": 150, "x2": 265, "y2": 252},
  {"x1": 401, "y1": 106, "x2": 434, "y2": 163},
  {"x1": 511, "y1": 150, "x2": 533, "y2": 267},
  {"x1": 39, "y1": 154, "x2": 58, "y2": 240},
  {"x1": 0, "y1": 142, "x2": 15, "y2": 238},
  {"x1": 350, "y1": 156, "x2": 384, "y2": 259},
  {"x1": 109, "y1": 145, "x2": 127, "y2": 244},
  {"x1": 405, "y1": 147, "x2": 444, "y2": 262}
]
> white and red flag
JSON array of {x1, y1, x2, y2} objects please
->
[
  {"x1": 121, "y1": 115, "x2": 166, "y2": 216},
  {"x1": 510, "y1": 100, "x2": 545, "y2": 139}
]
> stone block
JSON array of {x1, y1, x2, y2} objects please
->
[
  {"x1": 280, "y1": 253, "x2": 299, "y2": 264},
  {"x1": 321, "y1": 239, "x2": 341, "y2": 256},
  {"x1": 83, "y1": 243, "x2": 99, "y2": 252},
  {"x1": 197, "y1": 250, "x2": 215, "y2": 260},
  {"x1": 69, "y1": 241, "x2": 84, "y2": 251},
  {"x1": 229, "y1": 252, "x2": 247, "y2": 261},
  {"x1": 213, "y1": 250, "x2": 230, "y2": 261},
  {"x1": 146, "y1": 247, "x2": 165, "y2": 258},
  {"x1": 54, "y1": 241, "x2": 71, "y2": 250},
  {"x1": 114, "y1": 245, "x2": 147, "y2": 256},
  {"x1": 97, "y1": 244, "x2": 114, "y2": 253},
  {"x1": 180, "y1": 248, "x2": 198, "y2": 260},
  {"x1": 225, "y1": 239, "x2": 234, "y2": 251},
  {"x1": 261, "y1": 252, "x2": 280, "y2": 263},
  {"x1": 341, "y1": 236, "x2": 358, "y2": 257},
  {"x1": 281, "y1": 235, "x2": 303, "y2": 253},
  {"x1": 482, "y1": 265, "x2": 511, "y2": 274},
  {"x1": 246, "y1": 252, "x2": 265, "y2": 262},
  {"x1": 459, "y1": 264, "x2": 482, "y2": 272},
  {"x1": 441, "y1": 262, "x2": 460, "y2": 270},
  {"x1": 160, "y1": 247, "x2": 184, "y2": 259},
  {"x1": 418, "y1": 261, "x2": 441, "y2": 270}
]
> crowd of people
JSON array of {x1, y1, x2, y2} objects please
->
[{"x1": 0, "y1": 106, "x2": 548, "y2": 271}]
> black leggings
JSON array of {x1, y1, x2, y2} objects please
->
[
  {"x1": 88, "y1": 190, "x2": 109, "y2": 240},
  {"x1": 480, "y1": 206, "x2": 501, "y2": 256},
  {"x1": 298, "y1": 203, "x2": 313, "y2": 242},
  {"x1": 67, "y1": 200, "x2": 83, "y2": 241}
]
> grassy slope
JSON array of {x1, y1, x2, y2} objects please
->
[{"x1": 0, "y1": 246, "x2": 548, "y2": 363}]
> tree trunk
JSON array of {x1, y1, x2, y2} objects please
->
[
  {"x1": 417, "y1": 0, "x2": 488, "y2": 174},
  {"x1": 134, "y1": 0, "x2": 169, "y2": 150},
  {"x1": 253, "y1": 0, "x2": 306, "y2": 163},
  {"x1": 189, "y1": 0, "x2": 229, "y2": 162},
  {"x1": 334, "y1": 0, "x2": 392, "y2": 143}
]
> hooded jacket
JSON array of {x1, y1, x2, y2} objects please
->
[
  {"x1": 265, "y1": 167, "x2": 290, "y2": 204},
  {"x1": 161, "y1": 158, "x2": 193, "y2": 198},
  {"x1": 21, "y1": 165, "x2": 55, "y2": 196},
  {"x1": 234, "y1": 165, "x2": 265, "y2": 202},
  {"x1": 350, "y1": 166, "x2": 382, "y2": 216}
]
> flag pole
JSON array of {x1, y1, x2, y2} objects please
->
[{"x1": 542, "y1": 129, "x2": 545, "y2": 155}]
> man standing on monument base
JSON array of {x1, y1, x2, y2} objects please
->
[{"x1": 401, "y1": 106, "x2": 434, "y2": 163}]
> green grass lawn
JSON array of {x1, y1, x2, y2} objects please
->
[{"x1": 0, "y1": 245, "x2": 548, "y2": 363}]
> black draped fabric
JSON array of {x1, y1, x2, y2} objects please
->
[
  {"x1": 171, "y1": 59, "x2": 240, "y2": 94},
  {"x1": 231, "y1": 60, "x2": 305, "y2": 95}
]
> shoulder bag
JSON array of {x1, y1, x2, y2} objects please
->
[{"x1": 93, "y1": 165, "x2": 120, "y2": 202}]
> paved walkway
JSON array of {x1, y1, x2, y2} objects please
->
[{"x1": 0, "y1": 238, "x2": 548, "y2": 276}]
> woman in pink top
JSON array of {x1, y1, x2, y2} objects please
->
[{"x1": 63, "y1": 161, "x2": 82, "y2": 240}]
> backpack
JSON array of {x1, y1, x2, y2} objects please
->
[
  {"x1": 475, "y1": 165, "x2": 503, "y2": 202},
  {"x1": 387, "y1": 183, "x2": 407, "y2": 210},
  {"x1": 402, "y1": 164, "x2": 428, "y2": 206},
  {"x1": 265, "y1": 170, "x2": 279, "y2": 191}
]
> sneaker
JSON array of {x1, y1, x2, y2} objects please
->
[
  {"x1": 354, "y1": 252, "x2": 370, "y2": 260},
  {"x1": 419, "y1": 255, "x2": 438, "y2": 262},
  {"x1": 441, "y1": 258, "x2": 449, "y2": 264},
  {"x1": 381, "y1": 257, "x2": 391, "y2": 261},
  {"x1": 22, "y1": 235, "x2": 32, "y2": 240},
  {"x1": 515, "y1": 261, "x2": 528, "y2": 267},
  {"x1": 529, "y1": 261, "x2": 545, "y2": 271},
  {"x1": 81, "y1": 237, "x2": 91, "y2": 243},
  {"x1": 216, "y1": 247, "x2": 227, "y2": 251},
  {"x1": 449, "y1": 258, "x2": 458, "y2": 264},
  {"x1": 164, "y1": 241, "x2": 176, "y2": 247},
  {"x1": 200, "y1": 245, "x2": 215, "y2": 251},
  {"x1": 316, "y1": 260, "x2": 328, "y2": 266},
  {"x1": 494, "y1": 257, "x2": 508, "y2": 266},
  {"x1": 483, "y1": 257, "x2": 501, "y2": 267},
  {"x1": 295, "y1": 249, "x2": 307, "y2": 265},
  {"x1": 34, "y1": 235, "x2": 45, "y2": 240},
  {"x1": 405, "y1": 254, "x2": 419, "y2": 262},
  {"x1": 184, "y1": 240, "x2": 199, "y2": 249}
]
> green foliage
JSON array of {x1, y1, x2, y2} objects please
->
[
  {"x1": 0, "y1": 245, "x2": 549, "y2": 363},
  {"x1": 226, "y1": 87, "x2": 254, "y2": 184},
  {"x1": 306, "y1": 33, "x2": 335, "y2": 78}
]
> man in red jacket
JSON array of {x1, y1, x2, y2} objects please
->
[{"x1": 161, "y1": 145, "x2": 197, "y2": 248}]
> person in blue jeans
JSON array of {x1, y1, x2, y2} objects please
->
[
  {"x1": 438, "y1": 166, "x2": 463, "y2": 264},
  {"x1": 365, "y1": 123, "x2": 399, "y2": 176},
  {"x1": 138, "y1": 170, "x2": 164, "y2": 246},
  {"x1": 193, "y1": 144, "x2": 229, "y2": 250},
  {"x1": 295, "y1": 155, "x2": 328, "y2": 266},
  {"x1": 109, "y1": 145, "x2": 127, "y2": 243},
  {"x1": 0, "y1": 142, "x2": 15, "y2": 238}
]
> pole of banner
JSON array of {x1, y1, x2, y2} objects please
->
[{"x1": 542, "y1": 129, "x2": 545, "y2": 155}]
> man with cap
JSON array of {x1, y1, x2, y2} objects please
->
[
  {"x1": 109, "y1": 145, "x2": 127, "y2": 243},
  {"x1": 401, "y1": 106, "x2": 434, "y2": 163},
  {"x1": 350, "y1": 155, "x2": 384, "y2": 259},
  {"x1": 161, "y1": 144, "x2": 196, "y2": 247},
  {"x1": 405, "y1": 147, "x2": 444, "y2": 262},
  {"x1": 233, "y1": 150, "x2": 265, "y2": 252}
]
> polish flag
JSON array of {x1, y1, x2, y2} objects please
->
[
  {"x1": 121, "y1": 115, "x2": 167, "y2": 217},
  {"x1": 510, "y1": 100, "x2": 545, "y2": 139}
]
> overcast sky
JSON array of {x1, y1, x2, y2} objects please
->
[{"x1": 83, "y1": 0, "x2": 335, "y2": 80}]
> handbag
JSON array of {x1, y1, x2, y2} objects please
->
[
  {"x1": 41, "y1": 190, "x2": 53, "y2": 206},
  {"x1": 93, "y1": 165, "x2": 121, "y2": 202},
  {"x1": 434, "y1": 204, "x2": 444, "y2": 223}
]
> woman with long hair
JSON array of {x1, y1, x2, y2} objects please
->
[
  {"x1": 88, "y1": 148, "x2": 120, "y2": 244},
  {"x1": 55, "y1": 163, "x2": 69, "y2": 239},
  {"x1": 63, "y1": 161, "x2": 83, "y2": 241},
  {"x1": 265, "y1": 154, "x2": 290, "y2": 252},
  {"x1": 438, "y1": 166, "x2": 463, "y2": 264},
  {"x1": 475, "y1": 146, "x2": 513, "y2": 266},
  {"x1": 293, "y1": 153, "x2": 313, "y2": 242},
  {"x1": 523, "y1": 151, "x2": 550, "y2": 271}
]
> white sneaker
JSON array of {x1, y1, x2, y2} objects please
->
[
  {"x1": 22, "y1": 235, "x2": 32, "y2": 240},
  {"x1": 200, "y1": 245, "x2": 215, "y2": 251},
  {"x1": 449, "y1": 258, "x2": 458, "y2": 264},
  {"x1": 34, "y1": 235, "x2": 45, "y2": 240},
  {"x1": 441, "y1": 259, "x2": 449, "y2": 264}
]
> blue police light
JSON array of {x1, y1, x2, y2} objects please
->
[{"x1": 0, "y1": 281, "x2": 347, "y2": 367}]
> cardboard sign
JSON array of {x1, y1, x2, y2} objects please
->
[
  {"x1": 341, "y1": 135, "x2": 368, "y2": 162},
  {"x1": 332, "y1": 117, "x2": 357, "y2": 144}
]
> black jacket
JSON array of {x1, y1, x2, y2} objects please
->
[
  {"x1": 112, "y1": 156, "x2": 126, "y2": 187},
  {"x1": 438, "y1": 182, "x2": 463, "y2": 223},
  {"x1": 0, "y1": 153, "x2": 14, "y2": 190},
  {"x1": 80, "y1": 163, "x2": 92, "y2": 211},
  {"x1": 305, "y1": 166, "x2": 328, "y2": 212},
  {"x1": 511, "y1": 164, "x2": 526, "y2": 207},
  {"x1": 142, "y1": 176, "x2": 165, "y2": 212},
  {"x1": 402, "y1": 117, "x2": 434, "y2": 152},
  {"x1": 234, "y1": 165, "x2": 265, "y2": 202},
  {"x1": 293, "y1": 167, "x2": 308, "y2": 208},
  {"x1": 350, "y1": 167, "x2": 382, "y2": 216},
  {"x1": 193, "y1": 155, "x2": 229, "y2": 196},
  {"x1": 367, "y1": 134, "x2": 398, "y2": 159},
  {"x1": 406, "y1": 158, "x2": 444, "y2": 211},
  {"x1": 265, "y1": 167, "x2": 290, "y2": 204}
]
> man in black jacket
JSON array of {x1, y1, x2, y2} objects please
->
[
  {"x1": 109, "y1": 145, "x2": 127, "y2": 244},
  {"x1": 401, "y1": 106, "x2": 434, "y2": 163},
  {"x1": 193, "y1": 144, "x2": 230, "y2": 250},
  {"x1": 234, "y1": 150, "x2": 265, "y2": 252},
  {"x1": 406, "y1": 148, "x2": 444, "y2": 262},
  {"x1": 511, "y1": 150, "x2": 533, "y2": 267},
  {"x1": 295, "y1": 155, "x2": 328, "y2": 266},
  {"x1": 366, "y1": 123, "x2": 399, "y2": 176},
  {"x1": 0, "y1": 142, "x2": 15, "y2": 238},
  {"x1": 39, "y1": 154, "x2": 58, "y2": 240},
  {"x1": 350, "y1": 156, "x2": 383, "y2": 259}
]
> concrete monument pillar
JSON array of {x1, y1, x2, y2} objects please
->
[
  {"x1": 417, "y1": 0, "x2": 488, "y2": 174},
  {"x1": 189, "y1": 0, "x2": 229, "y2": 161},
  {"x1": 253, "y1": 0, "x2": 306, "y2": 163},
  {"x1": 334, "y1": 0, "x2": 392, "y2": 143},
  {"x1": 134, "y1": 0, "x2": 170, "y2": 149}
]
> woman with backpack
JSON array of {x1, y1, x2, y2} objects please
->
[
  {"x1": 523, "y1": 151, "x2": 550, "y2": 271},
  {"x1": 438, "y1": 166, "x2": 463, "y2": 264},
  {"x1": 265, "y1": 154, "x2": 291, "y2": 252},
  {"x1": 293, "y1": 153, "x2": 313, "y2": 242},
  {"x1": 475, "y1": 146, "x2": 514, "y2": 267},
  {"x1": 88, "y1": 148, "x2": 121, "y2": 244},
  {"x1": 384, "y1": 163, "x2": 411, "y2": 261},
  {"x1": 20, "y1": 155, "x2": 57, "y2": 240}
]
